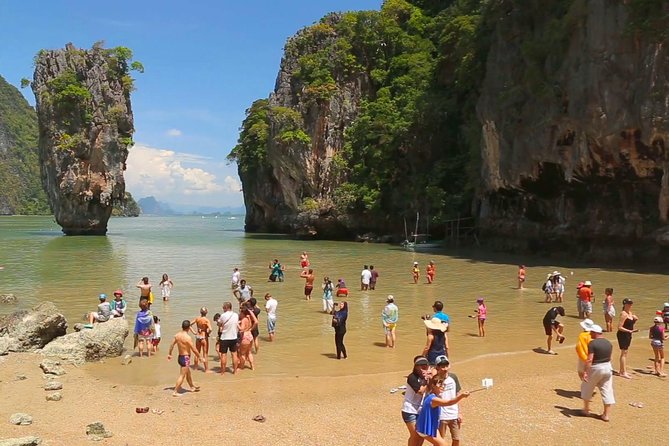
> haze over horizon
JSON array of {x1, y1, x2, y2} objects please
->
[{"x1": 1, "y1": 0, "x2": 383, "y2": 207}]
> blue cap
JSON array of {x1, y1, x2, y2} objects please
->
[{"x1": 98, "y1": 293, "x2": 107, "y2": 300}]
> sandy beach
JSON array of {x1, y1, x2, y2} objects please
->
[{"x1": 0, "y1": 336, "x2": 665, "y2": 446}]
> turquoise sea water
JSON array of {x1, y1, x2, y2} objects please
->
[{"x1": 0, "y1": 215, "x2": 666, "y2": 384}]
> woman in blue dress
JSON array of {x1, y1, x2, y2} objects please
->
[
  {"x1": 416, "y1": 376, "x2": 470, "y2": 445},
  {"x1": 268, "y1": 259, "x2": 285, "y2": 282}
]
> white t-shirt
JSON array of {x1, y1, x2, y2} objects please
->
[
  {"x1": 153, "y1": 323, "x2": 161, "y2": 339},
  {"x1": 218, "y1": 311, "x2": 239, "y2": 340},
  {"x1": 439, "y1": 373, "x2": 461, "y2": 421},
  {"x1": 361, "y1": 269, "x2": 372, "y2": 285},
  {"x1": 231, "y1": 270, "x2": 240, "y2": 286},
  {"x1": 238, "y1": 285, "x2": 252, "y2": 302},
  {"x1": 265, "y1": 298, "x2": 278, "y2": 319}
]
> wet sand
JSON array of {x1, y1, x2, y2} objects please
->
[{"x1": 0, "y1": 338, "x2": 664, "y2": 446}]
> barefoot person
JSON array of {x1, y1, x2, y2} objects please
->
[
  {"x1": 190, "y1": 307, "x2": 212, "y2": 372},
  {"x1": 264, "y1": 293, "x2": 278, "y2": 342},
  {"x1": 217, "y1": 302, "x2": 239, "y2": 374},
  {"x1": 300, "y1": 251, "x2": 309, "y2": 269},
  {"x1": 167, "y1": 320, "x2": 201, "y2": 397},
  {"x1": 542, "y1": 306, "x2": 565, "y2": 355},
  {"x1": 603, "y1": 288, "x2": 615, "y2": 332},
  {"x1": 159, "y1": 273, "x2": 174, "y2": 301},
  {"x1": 237, "y1": 302, "x2": 258, "y2": 371},
  {"x1": 517, "y1": 265, "x2": 526, "y2": 289},
  {"x1": 426, "y1": 261, "x2": 436, "y2": 284},
  {"x1": 581, "y1": 324, "x2": 614, "y2": 421},
  {"x1": 300, "y1": 268, "x2": 315, "y2": 301},
  {"x1": 649, "y1": 316, "x2": 668, "y2": 377},
  {"x1": 616, "y1": 298, "x2": 638, "y2": 379}
]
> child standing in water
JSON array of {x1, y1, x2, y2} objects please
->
[
  {"x1": 159, "y1": 274, "x2": 174, "y2": 301},
  {"x1": 412, "y1": 262, "x2": 420, "y2": 284},
  {"x1": 517, "y1": 265, "x2": 526, "y2": 289},
  {"x1": 473, "y1": 297, "x2": 487, "y2": 337},
  {"x1": 649, "y1": 316, "x2": 668, "y2": 377}
]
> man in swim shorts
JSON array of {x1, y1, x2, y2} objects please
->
[
  {"x1": 190, "y1": 307, "x2": 212, "y2": 372},
  {"x1": 167, "y1": 320, "x2": 202, "y2": 397},
  {"x1": 300, "y1": 268, "x2": 315, "y2": 301}
]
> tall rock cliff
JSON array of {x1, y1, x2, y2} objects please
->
[
  {"x1": 231, "y1": 4, "x2": 473, "y2": 238},
  {"x1": 476, "y1": 0, "x2": 669, "y2": 258},
  {"x1": 234, "y1": 15, "x2": 371, "y2": 237},
  {"x1": 0, "y1": 75, "x2": 49, "y2": 214},
  {"x1": 32, "y1": 43, "x2": 138, "y2": 235}
]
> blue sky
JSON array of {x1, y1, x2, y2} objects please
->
[{"x1": 0, "y1": 0, "x2": 383, "y2": 207}]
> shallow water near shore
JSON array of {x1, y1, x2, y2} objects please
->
[{"x1": 0, "y1": 215, "x2": 666, "y2": 386}]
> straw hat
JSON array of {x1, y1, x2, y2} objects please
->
[{"x1": 424, "y1": 317, "x2": 448, "y2": 332}]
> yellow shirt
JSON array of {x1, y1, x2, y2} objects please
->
[{"x1": 575, "y1": 331, "x2": 592, "y2": 362}]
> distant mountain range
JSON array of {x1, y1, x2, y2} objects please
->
[{"x1": 136, "y1": 196, "x2": 244, "y2": 216}]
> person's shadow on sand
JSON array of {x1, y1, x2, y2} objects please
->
[
  {"x1": 532, "y1": 347, "x2": 556, "y2": 355},
  {"x1": 321, "y1": 353, "x2": 338, "y2": 359},
  {"x1": 554, "y1": 406, "x2": 588, "y2": 418},
  {"x1": 554, "y1": 389, "x2": 580, "y2": 399}
]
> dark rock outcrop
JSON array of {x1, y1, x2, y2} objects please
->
[
  {"x1": 0, "y1": 302, "x2": 67, "y2": 351},
  {"x1": 475, "y1": 1, "x2": 669, "y2": 259},
  {"x1": 40, "y1": 317, "x2": 129, "y2": 364},
  {"x1": 31, "y1": 43, "x2": 136, "y2": 235}
]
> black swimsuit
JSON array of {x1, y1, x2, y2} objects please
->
[{"x1": 616, "y1": 317, "x2": 636, "y2": 350}]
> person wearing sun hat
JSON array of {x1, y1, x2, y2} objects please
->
[
  {"x1": 577, "y1": 280, "x2": 593, "y2": 319},
  {"x1": 110, "y1": 289, "x2": 127, "y2": 318},
  {"x1": 423, "y1": 317, "x2": 449, "y2": 364},
  {"x1": 581, "y1": 324, "x2": 615, "y2": 422},
  {"x1": 87, "y1": 293, "x2": 112, "y2": 325},
  {"x1": 382, "y1": 295, "x2": 398, "y2": 348},
  {"x1": 412, "y1": 261, "x2": 420, "y2": 284},
  {"x1": 576, "y1": 318, "x2": 595, "y2": 380},
  {"x1": 649, "y1": 316, "x2": 668, "y2": 377}
]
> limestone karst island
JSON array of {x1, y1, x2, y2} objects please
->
[{"x1": 1, "y1": 1, "x2": 669, "y2": 445}]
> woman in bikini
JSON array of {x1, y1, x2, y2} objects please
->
[{"x1": 237, "y1": 303, "x2": 258, "y2": 371}]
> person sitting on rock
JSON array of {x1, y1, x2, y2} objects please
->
[
  {"x1": 88, "y1": 293, "x2": 112, "y2": 325},
  {"x1": 110, "y1": 289, "x2": 127, "y2": 317}
]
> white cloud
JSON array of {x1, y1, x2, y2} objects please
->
[
  {"x1": 125, "y1": 143, "x2": 242, "y2": 206},
  {"x1": 166, "y1": 128, "x2": 182, "y2": 137}
]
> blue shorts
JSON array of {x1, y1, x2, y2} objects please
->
[
  {"x1": 401, "y1": 411, "x2": 418, "y2": 423},
  {"x1": 267, "y1": 317, "x2": 276, "y2": 334}
]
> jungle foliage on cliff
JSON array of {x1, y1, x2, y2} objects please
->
[
  {"x1": 0, "y1": 75, "x2": 49, "y2": 214},
  {"x1": 230, "y1": 0, "x2": 494, "y2": 230}
]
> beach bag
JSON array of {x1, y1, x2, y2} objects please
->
[{"x1": 541, "y1": 282, "x2": 547, "y2": 292}]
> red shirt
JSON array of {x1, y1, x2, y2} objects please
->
[{"x1": 578, "y1": 287, "x2": 592, "y2": 302}]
